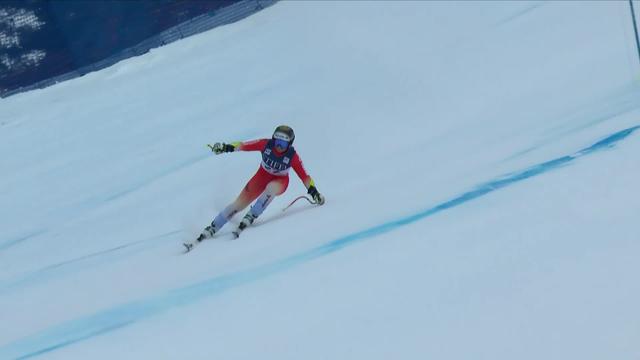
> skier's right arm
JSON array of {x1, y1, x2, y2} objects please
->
[{"x1": 208, "y1": 139, "x2": 268, "y2": 154}]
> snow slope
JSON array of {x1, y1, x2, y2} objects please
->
[{"x1": 1, "y1": 1, "x2": 639, "y2": 359}]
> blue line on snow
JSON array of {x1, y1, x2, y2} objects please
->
[
  {"x1": 1, "y1": 125, "x2": 638, "y2": 359},
  {"x1": 15, "y1": 322, "x2": 134, "y2": 360}
]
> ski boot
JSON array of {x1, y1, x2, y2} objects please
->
[
  {"x1": 232, "y1": 212, "x2": 256, "y2": 238},
  {"x1": 184, "y1": 225, "x2": 216, "y2": 252}
]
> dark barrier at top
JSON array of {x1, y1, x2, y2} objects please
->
[{"x1": 0, "y1": 0, "x2": 277, "y2": 98}]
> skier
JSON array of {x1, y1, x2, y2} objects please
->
[{"x1": 185, "y1": 125, "x2": 325, "y2": 250}]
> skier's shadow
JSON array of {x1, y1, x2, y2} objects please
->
[{"x1": 252, "y1": 204, "x2": 317, "y2": 228}]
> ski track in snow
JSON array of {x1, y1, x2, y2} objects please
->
[
  {"x1": 0, "y1": 230, "x2": 47, "y2": 252},
  {"x1": 495, "y1": 2, "x2": 545, "y2": 26},
  {"x1": 1, "y1": 125, "x2": 638, "y2": 360},
  {"x1": 0, "y1": 231, "x2": 182, "y2": 295},
  {"x1": 503, "y1": 83, "x2": 640, "y2": 161},
  {"x1": 0, "y1": 203, "x2": 312, "y2": 295},
  {"x1": 99, "y1": 153, "x2": 209, "y2": 203}
]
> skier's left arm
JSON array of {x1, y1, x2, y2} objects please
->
[{"x1": 292, "y1": 153, "x2": 325, "y2": 205}]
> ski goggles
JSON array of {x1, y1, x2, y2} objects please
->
[{"x1": 274, "y1": 138, "x2": 290, "y2": 149}]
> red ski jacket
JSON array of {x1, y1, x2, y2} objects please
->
[{"x1": 234, "y1": 139, "x2": 315, "y2": 189}]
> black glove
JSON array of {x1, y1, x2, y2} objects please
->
[
  {"x1": 208, "y1": 142, "x2": 236, "y2": 155},
  {"x1": 307, "y1": 185, "x2": 325, "y2": 205}
]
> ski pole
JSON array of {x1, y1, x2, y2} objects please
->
[{"x1": 282, "y1": 195, "x2": 316, "y2": 212}]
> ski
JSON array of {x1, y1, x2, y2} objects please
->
[
  {"x1": 231, "y1": 221, "x2": 248, "y2": 239},
  {"x1": 186, "y1": 194, "x2": 321, "y2": 248},
  {"x1": 183, "y1": 242, "x2": 195, "y2": 253},
  {"x1": 182, "y1": 226, "x2": 214, "y2": 253},
  {"x1": 232, "y1": 212, "x2": 255, "y2": 239}
]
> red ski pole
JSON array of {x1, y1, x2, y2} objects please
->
[{"x1": 282, "y1": 195, "x2": 317, "y2": 212}]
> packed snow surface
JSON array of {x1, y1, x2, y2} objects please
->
[{"x1": 1, "y1": 1, "x2": 639, "y2": 359}]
